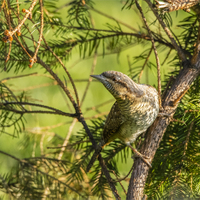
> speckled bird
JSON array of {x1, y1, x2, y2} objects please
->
[
  {"x1": 155, "y1": 0, "x2": 199, "y2": 12},
  {"x1": 87, "y1": 71, "x2": 159, "y2": 172}
]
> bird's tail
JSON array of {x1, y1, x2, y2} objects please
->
[{"x1": 86, "y1": 141, "x2": 105, "y2": 172}]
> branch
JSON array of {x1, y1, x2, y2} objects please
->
[
  {"x1": 135, "y1": 0, "x2": 162, "y2": 107},
  {"x1": 29, "y1": 0, "x2": 44, "y2": 67},
  {"x1": 86, "y1": 5, "x2": 138, "y2": 32},
  {"x1": 27, "y1": 47, "x2": 120, "y2": 199},
  {"x1": 144, "y1": 0, "x2": 187, "y2": 62},
  {"x1": 0, "y1": 73, "x2": 38, "y2": 83},
  {"x1": 79, "y1": 115, "x2": 121, "y2": 199},
  {"x1": 127, "y1": 64, "x2": 200, "y2": 199},
  {"x1": 37, "y1": 24, "x2": 175, "y2": 50},
  {"x1": 2, "y1": 102, "x2": 77, "y2": 117},
  {"x1": 138, "y1": 47, "x2": 153, "y2": 83}
]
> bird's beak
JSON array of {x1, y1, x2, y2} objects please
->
[{"x1": 90, "y1": 74, "x2": 105, "y2": 83}]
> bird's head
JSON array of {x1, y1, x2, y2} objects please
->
[{"x1": 91, "y1": 71, "x2": 144, "y2": 100}]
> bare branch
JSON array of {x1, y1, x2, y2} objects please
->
[
  {"x1": 144, "y1": 0, "x2": 187, "y2": 62},
  {"x1": 135, "y1": 0, "x2": 161, "y2": 107},
  {"x1": 2, "y1": 102, "x2": 77, "y2": 117}
]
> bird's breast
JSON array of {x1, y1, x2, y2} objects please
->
[{"x1": 117, "y1": 94, "x2": 159, "y2": 144}]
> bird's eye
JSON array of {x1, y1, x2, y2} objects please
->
[{"x1": 112, "y1": 77, "x2": 116, "y2": 81}]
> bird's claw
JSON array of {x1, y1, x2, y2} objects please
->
[{"x1": 132, "y1": 154, "x2": 152, "y2": 168}]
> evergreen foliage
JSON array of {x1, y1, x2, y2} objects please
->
[{"x1": 0, "y1": 0, "x2": 200, "y2": 199}]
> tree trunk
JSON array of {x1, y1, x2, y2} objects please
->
[{"x1": 127, "y1": 62, "x2": 200, "y2": 199}]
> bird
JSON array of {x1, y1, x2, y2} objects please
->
[
  {"x1": 86, "y1": 71, "x2": 160, "y2": 172},
  {"x1": 155, "y1": 0, "x2": 199, "y2": 12}
]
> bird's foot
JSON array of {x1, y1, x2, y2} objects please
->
[
  {"x1": 133, "y1": 154, "x2": 150, "y2": 160},
  {"x1": 131, "y1": 153, "x2": 152, "y2": 168},
  {"x1": 128, "y1": 145, "x2": 152, "y2": 167}
]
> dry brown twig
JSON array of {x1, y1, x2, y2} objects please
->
[
  {"x1": 3, "y1": 0, "x2": 37, "y2": 43},
  {"x1": 144, "y1": 0, "x2": 187, "y2": 62},
  {"x1": 138, "y1": 46, "x2": 153, "y2": 83},
  {"x1": 57, "y1": 52, "x2": 98, "y2": 159},
  {"x1": 29, "y1": 0, "x2": 43, "y2": 68},
  {"x1": 0, "y1": 72, "x2": 38, "y2": 83},
  {"x1": 135, "y1": 0, "x2": 162, "y2": 108}
]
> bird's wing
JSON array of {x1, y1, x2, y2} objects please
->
[
  {"x1": 103, "y1": 101, "x2": 125, "y2": 144},
  {"x1": 87, "y1": 102, "x2": 123, "y2": 172}
]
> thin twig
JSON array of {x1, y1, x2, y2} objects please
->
[
  {"x1": 47, "y1": 140, "x2": 90, "y2": 149},
  {"x1": 57, "y1": 50, "x2": 97, "y2": 159},
  {"x1": 112, "y1": 163, "x2": 134, "y2": 183},
  {"x1": 13, "y1": 82, "x2": 58, "y2": 92},
  {"x1": 135, "y1": 0, "x2": 162, "y2": 107},
  {"x1": 13, "y1": 34, "x2": 32, "y2": 58},
  {"x1": 182, "y1": 121, "x2": 194, "y2": 158},
  {"x1": 161, "y1": 49, "x2": 172, "y2": 66},
  {"x1": 26, "y1": 50, "x2": 79, "y2": 114},
  {"x1": 2, "y1": 102, "x2": 77, "y2": 117},
  {"x1": 12, "y1": 0, "x2": 36, "y2": 34},
  {"x1": 5, "y1": 39, "x2": 12, "y2": 62},
  {"x1": 109, "y1": 170, "x2": 127, "y2": 195},
  {"x1": 97, "y1": 154, "x2": 121, "y2": 199},
  {"x1": 0, "y1": 72, "x2": 37, "y2": 83},
  {"x1": 58, "y1": 118, "x2": 77, "y2": 160},
  {"x1": 2, "y1": 84, "x2": 25, "y2": 111},
  {"x1": 3, "y1": 0, "x2": 37, "y2": 42},
  {"x1": 81, "y1": 52, "x2": 97, "y2": 106},
  {"x1": 138, "y1": 47, "x2": 153, "y2": 83},
  {"x1": 59, "y1": 85, "x2": 73, "y2": 113},
  {"x1": 86, "y1": 99, "x2": 114, "y2": 112},
  {"x1": 42, "y1": 38, "x2": 80, "y2": 109},
  {"x1": 144, "y1": 0, "x2": 187, "y2": 62},
  {"x1": 84, "y1": 111, "x2": 109, "y2": 120},
  {"x1": 57, "y1": 53, "x2": 98, "y2": 159},
  {"x1": 127, "y1": 55, "x2": 132, "y2": 75},
  {"x1": 12, "y1": 9, "x2": 36, "y2": 49},
  {"x1": 86, "y1": 5, "x2": 138, "y2": 32},
  {"x1": 30, "y1": 0, "x2": 44, "y2": 67}
]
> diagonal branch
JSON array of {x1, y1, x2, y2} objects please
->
[
  {"x1": 2, "y1": 102, "x2": 77, "y2": 117},
  {"x1": 138, "y1": 47, "x2": 153, "y2": 83},
  {"x1": 26, "y1": 52, "x2": 121, "y2": 200},
  {"x1": 85, "y1": 5, "x2": 138, "y2": 32},
  {"x1": 144, "y1": 0, "x2": 187, "y2": 62},
  {"x1": 135, "y1": 0, "x2": 162, "y2": 107}
]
